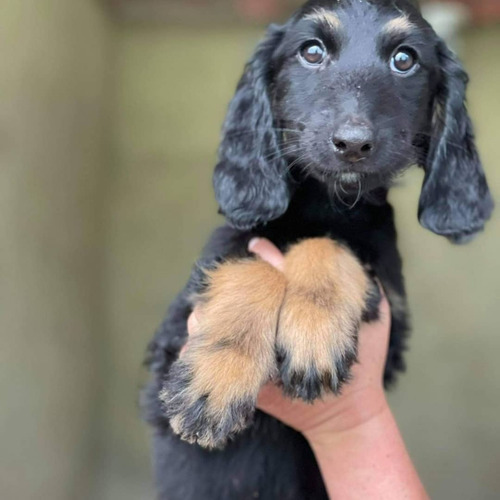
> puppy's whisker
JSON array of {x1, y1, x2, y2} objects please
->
[
  {"x1": 299, "y1": 161, "x2": 316, "y2": 181},
  {"x1": 264, "y1": 145, "x2": 300, "y2": 160},
  {"x1": 229, "y1": 127, "x2": 301, "y2": 134},
  {"x1": 267, "y1": 141, "x2": 309, "y2": 162},
  {"x1": 224, "y1": 127, "x2": 301, "y2": 140},
  {"x1": 265, "y1": 145, "x2": 305, "y2": 162},
  {"x1": 284, "y1": 153, "x2": 311, "y2": 174},
  {"x1": 353, "y1": 177, "x2": 363, "y2": 208}
]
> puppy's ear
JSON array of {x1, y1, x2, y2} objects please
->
[
  {"x1": 419, "y1": 40, "x2": 493, "y2": 244},
  {"x1": 213, "y1": 25, "x2": 290, "y2": 230}
]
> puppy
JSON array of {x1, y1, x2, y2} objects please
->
[{"x1": 144, "y1": 1, "x2": 493, "y2": 498}]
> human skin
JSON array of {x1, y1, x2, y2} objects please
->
[{"x1": 184, "y1": 238, "x2": 428, "y2": 500}]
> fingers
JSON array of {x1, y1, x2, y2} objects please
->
[
  {"x1": 187, "y1": 308, "x2": 200, "y2": 336},
  {"x1": 249, "y1": 238, "x2": 285, "y2": 271},
  {"x1": 181, "y1": 308, "x2": 200, "y2": 356}
]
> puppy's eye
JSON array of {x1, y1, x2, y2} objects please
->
[
  {"x1": 299, "y1": 42, "x2": 326, "y2": 65},
  {"x1": 391, "y1": 47, "x2": 418, "y2": 74}
]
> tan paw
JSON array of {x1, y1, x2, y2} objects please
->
[
  {"x1": 277, "y1": 238, "x2": 370, "y2": 400},
  {"x1": 160, "y1": 259, "x2": 286, "y2": 449}
]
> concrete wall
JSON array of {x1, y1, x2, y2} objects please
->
[{"x1": 0, "y1": 1, "x2": 111, "y2": 498}]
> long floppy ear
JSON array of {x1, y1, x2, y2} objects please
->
[
  {"x1": 419, "y1": 40, "x2": 494, "y2": 244},
  {"x1": 213, "y1": 25, "x2": 290, "y2": 230}
]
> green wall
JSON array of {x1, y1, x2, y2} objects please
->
[{"x1": 0, "y1": 1, "x2": 111, "y2": 498}]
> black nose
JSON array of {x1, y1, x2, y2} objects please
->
[{"x1": 332, "y1": 123, "x2": 375, "y2": 162}]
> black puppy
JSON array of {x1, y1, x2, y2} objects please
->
[{"x1": 144, "y1": 1, "x2": 493, "y2": 498}]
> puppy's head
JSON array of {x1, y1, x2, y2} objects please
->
[{"x1": 214, "y1": 0, "x2": 493, "y2": 242}]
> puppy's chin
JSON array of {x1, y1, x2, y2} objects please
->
[
  {"x1": 324, "y1": 171, "x2": 390, "y2": 201},
  {"x1": 337, "y1": 172, "x2": 363, "y2": 185},
  {"x1": 333, "y1": 172, "x2": 367, "y2": 190}
]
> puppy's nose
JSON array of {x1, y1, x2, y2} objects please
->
[{"x1": 332, "y1": 123, "x2": 375, "y2": 162}]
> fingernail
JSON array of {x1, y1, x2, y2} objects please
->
[{"x1": 248, "y1": 237, "x2": 261, "y2": 252}]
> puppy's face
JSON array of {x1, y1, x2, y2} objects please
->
[
  {"x1": 214, "y1": 0, "x2": 492, "y2": 242},
  {"x1": 272, "y1": 1, "x2": 436, "y2": 191}
]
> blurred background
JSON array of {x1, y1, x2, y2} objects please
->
[{"x1": 1, "y1": 0, "x2": 499, "y2": 498}]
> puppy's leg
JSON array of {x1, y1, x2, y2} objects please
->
[
  {"x1": 278, "y1": 238, "x2": 376, "y2": 401},
  {"x1": 160, "y1": 259, "x2": 286, "y2": 449}
]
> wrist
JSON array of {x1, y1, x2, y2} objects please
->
[{"x1": 306, "y1": 403, "x2": 429, "y2": 500}]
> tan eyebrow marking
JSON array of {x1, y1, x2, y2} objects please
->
[
  {"x1": 383, "y1": 16, "x2": 415, "y2": 35},
  {"x1": 304, "y1": 8, "x2": 342, "y2": 31}
]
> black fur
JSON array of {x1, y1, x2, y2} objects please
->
[
  {"x1": 213, "y1": 25, "x2": 291, "y2": 230},
  {"x1": 144, "y1": 1, "x2": 493, "y2": 498},
  {"x1": 418, "y1": 40, "x2": 494, "y2": 243}
]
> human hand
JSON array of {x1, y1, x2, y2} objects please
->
[{"x1": 184, "y1": 238, "x2": 391, "y2": 448}]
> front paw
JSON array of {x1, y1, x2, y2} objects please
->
[
  {"x1": 160, "y1": 258, "x2": 285, "y2": 449},
  {"x1": 160, "y1": 358, "x2": 255, "y2": 449},
  {"x1": 276, "y1": 298, "x2": 359, "y2": 401},
  {"x1": 277, "y1": 238, "x2": 370, "y2": 401}
]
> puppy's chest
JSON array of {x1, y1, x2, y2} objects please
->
[{"x1": 256, "y1": 202, "x2": 387, "y2": 267}]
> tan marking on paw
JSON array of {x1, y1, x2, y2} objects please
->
[
  {"x1": 278, "y1": 238, "x2": 369, "y2": 374},
  {"x1": 305, "y1": 8, "x2": 342, "y2": 31},
  {"x1": 182, "y1": 259, "x2": 285, "y2": 417}
]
